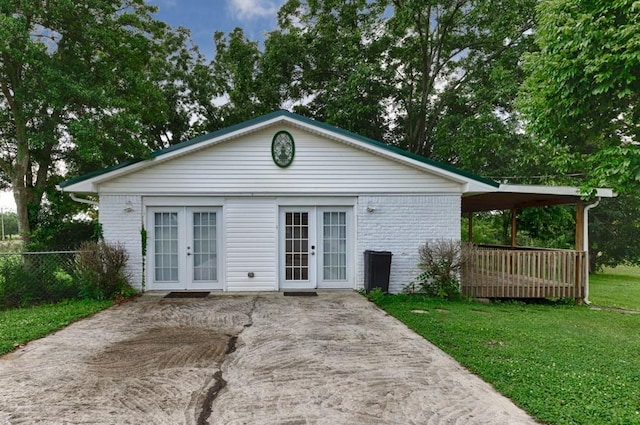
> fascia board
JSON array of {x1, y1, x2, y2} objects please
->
[{"x1": 499, "y1": 184, "x2": 616, "y2": 198}]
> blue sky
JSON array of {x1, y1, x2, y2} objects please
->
[{"x1": 148, "y1": 0, "x2": 286, "y2": 58}]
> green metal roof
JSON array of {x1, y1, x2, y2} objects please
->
[{"x1": 59, "y1": 110, "x2": 499, "y2": 189}]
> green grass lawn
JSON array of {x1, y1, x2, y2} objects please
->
[
  {"x1": 373, "y1": 265, "x2": 640, "y2": 425},
  {"x1": 589, "y1": 265, "x2": 640, "y2": 310},
  {"x1": 0, "y1": 299, "x2": 113, "y2": 355},
  {"x1": 375, "y1": 295, "x2": 640, "y2": 425}
]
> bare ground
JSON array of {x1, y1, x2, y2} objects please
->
[{"x1": 0, "y1": 292, "x2": 538, "y2": 424}]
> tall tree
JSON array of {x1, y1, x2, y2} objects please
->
[
  {"x1": 265, "y1": 0, "x2": 393, "y2": 141},
  {"x1": 0, "y1": 0, "x2": 189, "y2": 241},
  {"x1": 519, "y1": 0, "x2": 640, "y2": 193},
  {"x1": 204, "y1": 28, "x2": 281, "y2": 131},
  {"x1": 387, "y1": 0, "x2": 536, "y2": 159},
  {"x1": 265, "y1": 0, "x2": 540, "y2": 178}
]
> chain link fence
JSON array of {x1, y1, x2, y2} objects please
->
[{"x1": 0, "y1": 251, "x2": 81, "y2": 308}]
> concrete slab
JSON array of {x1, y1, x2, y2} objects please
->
[{"x1": 0, "y1": 292, "x2": 538, "y2": 424}]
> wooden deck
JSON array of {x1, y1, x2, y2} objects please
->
[{"x1": 462, "y1": 246, "x2": 586, "y2": 299}]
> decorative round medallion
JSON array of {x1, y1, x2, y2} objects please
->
[{"x1": 271, "y1": 131, "x2": 295, "y2": 168}]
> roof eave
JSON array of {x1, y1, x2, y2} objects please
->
[{"x1": 498, "y1": 184, "x2": 616, "y2": 198}]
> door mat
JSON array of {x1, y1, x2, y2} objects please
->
[
  {"x1": 164, "y1": 292, "x2": 210, "y2": 299},
  {"x1": 283, "y1": 291, "x2": 318, "y2": 297}
]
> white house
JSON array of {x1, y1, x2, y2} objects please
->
[{"x1": 59, "y1": 110, "x2": 573, "y2": 294}]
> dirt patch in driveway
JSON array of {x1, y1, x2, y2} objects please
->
[{"x1": 88, "y1": 327, "x2": 232, "y2": 378}]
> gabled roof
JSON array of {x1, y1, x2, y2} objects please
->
[{"x1": 58, "y1": 110, "x2": 500, "y2": 193}]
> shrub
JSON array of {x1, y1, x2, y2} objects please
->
[
  {"x1": 0, "y1": 256, "x2": 35, "y2": 308},
  {"x1": 412, "y1": 240, "x2": 471, "y2": 299},
  {"x1": 366, "y1": 287, "x2": 386, "y2": 304},
  {"x1": 47, "y1": 268, "x2": 78, "y2": 301},
  {"x1": 74, "y1": 241, "x2": 133, "y2": 300},
  {"x1": 0, "y1": 254, "x2": 82, "y2": 308}
]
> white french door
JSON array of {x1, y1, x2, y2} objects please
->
[
  {"x1": 148, "y1": 207, "x2": 222, "y2": 291},
  {"x1": 279, "y1": 207, "x2": 353, "y2": 289}
]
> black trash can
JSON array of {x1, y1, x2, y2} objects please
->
[{"x1": 364, "y1": 250, "x2": 393, "y2": 293}]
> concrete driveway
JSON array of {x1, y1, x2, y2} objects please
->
[{"x1": 0, "y1": 292, "x2": 537, "y2": 424}]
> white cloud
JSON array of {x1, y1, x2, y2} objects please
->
[{"x1": 227, "y1": 0, "x2": 280, "y2": 20}]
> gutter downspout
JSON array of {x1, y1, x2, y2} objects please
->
[
  {"x1": 62, "y1": 189, "x2": 99, "y2": 207},
  {"x1": 55, "y1": 185, "x2": 99, "y2": 207},
  {"x1": 582, "y1": 198, "x2": 601, "y2": 305}
]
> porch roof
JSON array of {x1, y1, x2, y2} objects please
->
[{"x1": 461, "y1": 184, "x2": 615, "y2": 213}]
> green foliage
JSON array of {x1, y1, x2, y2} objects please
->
[
  {"x1": 262, "y1": 0, "x2": 540, "y2": 181},
  {"x1": 589, "y1": 195, "x2": 640, "y2": 270},
  {"x1": 0, "y1": 212, "x2": 18, "y2": 238},
  {"x1": 27, "y1": 220, "x2": 99, "y2": 252},
  {"x1": 0, "y1": 0, "x2": 201, "y2": 240},
  {"x1": 269, "y1": 0, "x2": 391, "y2": 141},
  {"x1": 519, "y1": 0, "x2": 640, "y2": 194},
  {"x1": 0, "y1": 299, "x2": 113, "y2": 355},
  {"x1": 413, "y1": 240, "x2": 470, "y2": 299},
  {"x1": 388, "y1": 0, "x2": 538, "y2": 160},
  {"x1": 365, "y1": 287, "x2": 385, "y2": 304},
  {"x1": 463, "y1": 212, "x2": 509, "y2": 245},
  {"x1": 516, "y1": 206, "x2": 575, "y2": 249},
  {"x1": 203, "y1": 28, "x2": 280, "y2": 130},
  {"x1": 0, "y1": 254, "x2": 79, "y2": 308},
  {"x1": 376, "y1": 295, "x2": 640, "y2": 424},
  {"x1": 74, "y1": 241, "x2": 132, "y2": 300},
  {"x1": 0, "y1": 256, "x2": 35, "y2": 308}
]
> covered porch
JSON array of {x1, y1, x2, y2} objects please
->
[{"x1": 461, "y1": 185, "x2": 614, "y2": 302}]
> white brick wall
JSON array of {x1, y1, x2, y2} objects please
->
[
  {"x1": 99, "y1": 195, "x2": 144, "y2": 290},
  {"x1": 356, "y1": 195, "x2": 461, "y2": 294}
]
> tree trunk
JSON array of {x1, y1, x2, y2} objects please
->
[
  {"x1": 12, "y1": 109, "x2": 33, "y2": 245},
  {"x1": 13, "y1": 185, "x2": 31, "y2": 245}
]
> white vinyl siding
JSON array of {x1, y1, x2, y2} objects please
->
[
  {"x1": 98, "y1": 125, "x2": 461, "y2": 195},
  {"x1": 224, "y1": 198, "x2": 277, "y2": 291}
]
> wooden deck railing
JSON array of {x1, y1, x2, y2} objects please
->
[{"x1": 462, "y1": 246, "x2": 586, "y2": 299}]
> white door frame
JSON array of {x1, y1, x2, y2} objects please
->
[
  {"x1": 147, "y1": 206, "x2": 222, "y2": 291},
  {"x1": 279, "y1": 207, "x2": 317, "y2": 289},
  {"x1": 278, "y1": 206, "x2": 354, "y2": 290}
]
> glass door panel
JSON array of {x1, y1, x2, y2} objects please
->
[
  {"x1": 154, "y1": 212, "x2": 179, "y2": 282},
  {"x1": 285, "y1": 211, "x2": 309, "y2": 281},
  {"x1": 192, "y1": 211, "x2": 217, "y2": 282},
  {"x1": 322, "y1": 211, "x2": 347, "y2": 281}
]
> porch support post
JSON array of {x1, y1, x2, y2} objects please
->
[
  {"x1": 582, "y1": 199, "x2": 601, "y2": 304},
  {"x1": 575, "y1": 201, "x2": 584, "y2": 251},
  {"x1": 468, "y1": 212, "x2": 473, "y2": 243},
  {"x1": 574, "y1": 201, "x2": 585, "y2": 304},
  {"x1": 510, "y1": 208, "x2": 517, "y2": 249}
]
